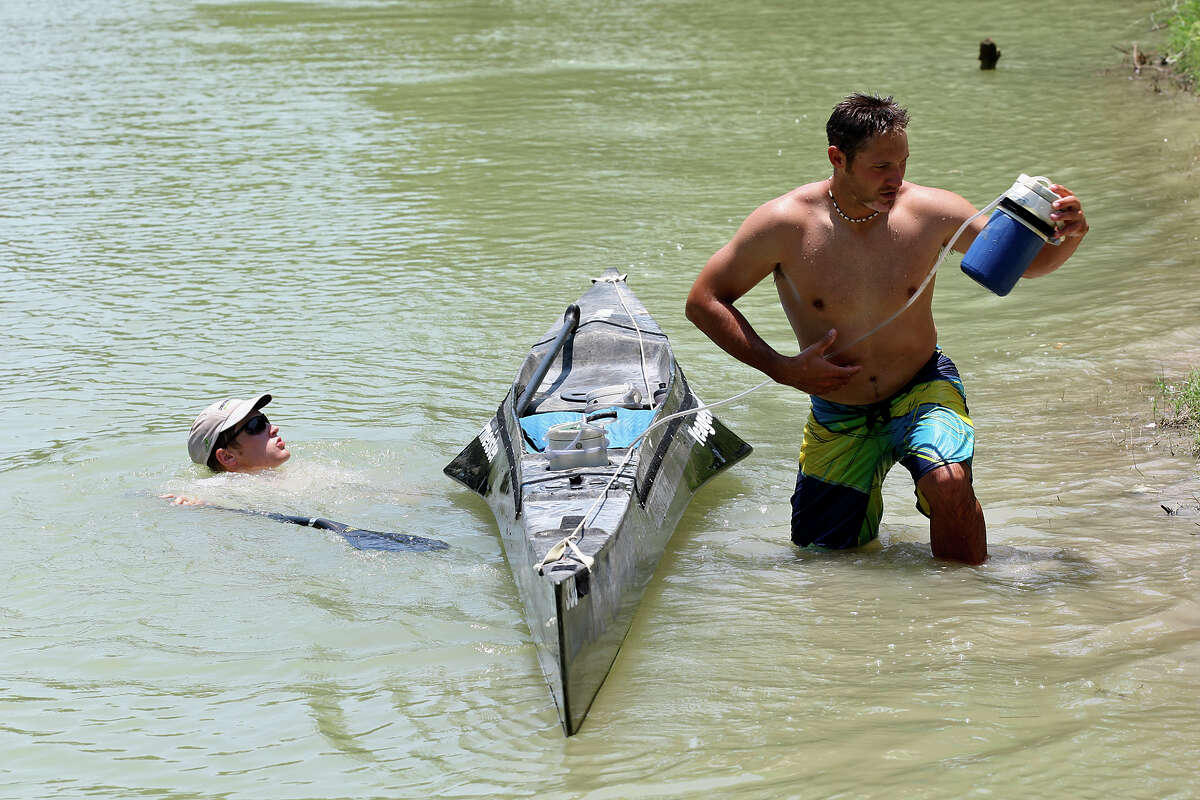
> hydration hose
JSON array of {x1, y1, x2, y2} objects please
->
[{"x1": 536, "y1": 191, "x2": 1008, "y2": 575}]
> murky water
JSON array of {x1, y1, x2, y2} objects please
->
[{"x1": 2, "y1": 1, "x2": 1198, "y2": 797}]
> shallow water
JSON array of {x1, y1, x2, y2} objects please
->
[{"x1": 2, "y1": 1, "x2": 1199, "y2": 797}]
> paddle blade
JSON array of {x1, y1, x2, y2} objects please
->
[
  {"x1": 307, "y1": 518, "x2": 450, "y2": 552},
  {"x1": 210, "y1": 507, "x2": 449, "y2": 552}
]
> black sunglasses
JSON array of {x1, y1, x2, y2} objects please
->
[{"x1": 224, "y1": 413, "x2": 270, "y2": 446}]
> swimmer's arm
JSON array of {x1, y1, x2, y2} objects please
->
[
  {"x1": 160, "y1": 494, "x2": 207, "y2": 506},
  {"x1": 686, "y1": 204, "x2": 860, "y2": 395}
]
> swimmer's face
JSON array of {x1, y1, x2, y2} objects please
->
[{"x1": 215, "y1": 413, "x2": 291, "y2": 472}]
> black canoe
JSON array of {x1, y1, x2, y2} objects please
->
[{"x1": 444, "y1": 270, "x2": 751, "y2": 735}]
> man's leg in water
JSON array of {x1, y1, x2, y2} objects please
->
[{"x1": 918, "y1": 462, "x2": 986, "y2": 565}]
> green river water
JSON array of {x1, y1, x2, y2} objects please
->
[{"x1": 2, "y1": 1, "x2": 1199, "y2": 797}]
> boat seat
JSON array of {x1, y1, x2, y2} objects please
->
[{"x1": 519, "y1": 407, "x2": 657, "y2": 452}]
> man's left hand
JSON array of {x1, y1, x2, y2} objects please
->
[{"x1": 1049, "y1": 184, "x2": 1088, "y2": 240}]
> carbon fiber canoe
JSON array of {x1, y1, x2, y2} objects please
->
[{"x1": 444, "y1": 269, "x2": 751, "y2": 735}]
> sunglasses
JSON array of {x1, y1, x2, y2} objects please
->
[{"x1": 226, "y1": 413, "x2": 270, "y2": 444}]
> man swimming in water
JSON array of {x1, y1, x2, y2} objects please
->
[
  {"x1": 686, "y1": 93, "x2": 1089, "y2": 565},
  {"x1": 163, "y1": 393, "x2": 291, "y2": 504},
  {"x1": 188, "y1": 392, "x2": 290, "y2": 473}
]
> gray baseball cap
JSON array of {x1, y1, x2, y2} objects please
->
[{"x1": 187, "y1": 393, "x2": 272, "y2": 466}]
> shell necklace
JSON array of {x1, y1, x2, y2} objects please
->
[{"x1": 828, "y1": 189, "x2": 880, "y2": 224}]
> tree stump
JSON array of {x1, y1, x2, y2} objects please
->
[{"x1": 979, "y1": 38, "x2": 1001, "y2": 70}]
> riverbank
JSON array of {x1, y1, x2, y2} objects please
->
[
  {"x1": 1153, "y1": 369, "x2": 1200, "y2": 454},
  {"x1": 1119, "y1": 2, "x2": 1200, "y2": 91},
  {"x1": 1166, "y1": 0, "x2": 1200, "y2": 87}
]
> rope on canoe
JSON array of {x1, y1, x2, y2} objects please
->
[{"x1": 536, "y1": 274, "x2": 650, "y2": 575}]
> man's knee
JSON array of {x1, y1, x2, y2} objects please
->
[
  {"x1": 920, "y1": 462, "x2": 986, "y2": 564},
  {"x1": 918, "y1": 462, "x2": 976, "y2": 508}
]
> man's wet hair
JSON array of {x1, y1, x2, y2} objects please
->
[{"x1": 826, "y1": 93, "x2": 910, "y2": 165}]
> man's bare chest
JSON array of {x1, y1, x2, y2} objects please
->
[{"x1": 781, "y1": 225, "x2": 941, "y2": 310}]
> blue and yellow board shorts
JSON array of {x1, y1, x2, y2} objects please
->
[{"x1": 791, "y1": 350, "x2": 974, "y2": 550}]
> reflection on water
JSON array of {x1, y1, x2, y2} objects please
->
[{"x1": 2, "y1": 0, "x2": 1199, "y2": 797}]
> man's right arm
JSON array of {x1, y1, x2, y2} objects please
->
[{"x1": 685, "y1": 202, "x2": 861, "y2": 395}]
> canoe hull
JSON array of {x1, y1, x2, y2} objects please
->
[{"x1": 445, "y1": 272, "x2": 751, "y2": 734}]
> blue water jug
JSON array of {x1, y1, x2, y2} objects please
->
[{"x1": 961, "y1": 174, "x2": 1061, "y2": 296}]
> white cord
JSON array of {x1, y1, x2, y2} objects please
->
[
  {"x1": 536, "y1": 275, "x2": 655, "y2": 575},
  {"x1": 824, "y1": 194, "x2": 1002, "y2": 358},
  {"x1": 607, "y1": 275, "x2": 655, "y2": 402}
]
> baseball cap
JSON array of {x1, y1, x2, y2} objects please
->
[{"x1": 187, "y1": 393, "x2": 273, "y2": 467}]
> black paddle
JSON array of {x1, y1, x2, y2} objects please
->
[{"x1": 190, "y1": 503, "x2": 449, "y2": 552}]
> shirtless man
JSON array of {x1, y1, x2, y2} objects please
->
[{"x1": 686, "y1": 94, "x2": 1088, "y2": 564}]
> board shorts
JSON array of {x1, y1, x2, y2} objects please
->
[{"x1": 790, "y1": 349, "x2": 974, "y2": 550}]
